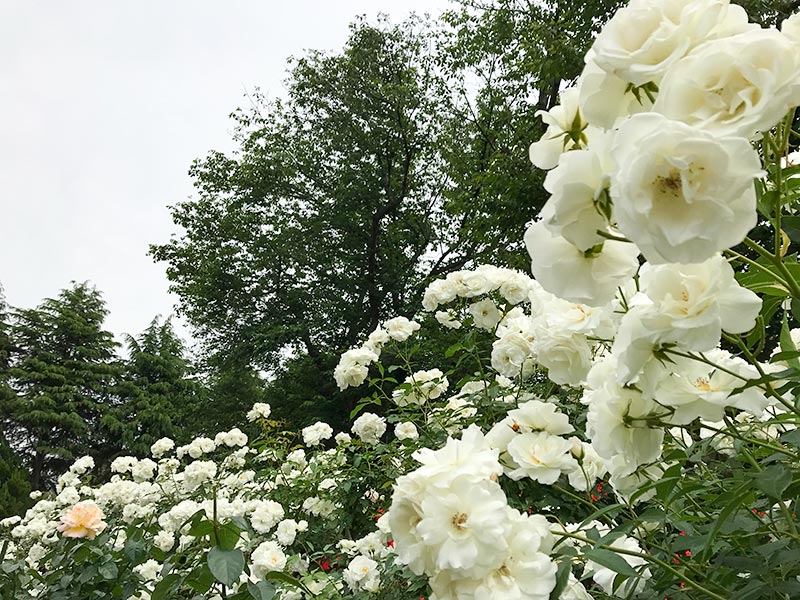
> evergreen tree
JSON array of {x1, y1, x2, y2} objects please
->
[
  {"x1": 104, "y1": 317, "x2": 205, "y2": 456},
  {"x1": 0, "y1": 435, "x2": 31, "y2": 518},
  {"x1": 0, "y1": 286, "x2": 31, "y2": 517},
  {"x1": 2, "y1": 283, "x2": 121, "y2": 489}
]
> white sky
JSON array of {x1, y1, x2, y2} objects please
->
[{"x1": 0, "y1": 0, "x2": 449, "y2": 346}]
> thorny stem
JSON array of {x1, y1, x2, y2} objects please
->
[
  {"x1": 723, "y1": 416, "x2": 800, "y2": 540},
  {"x1": 553, "y1": 531, "x2": 728, "y2": 600},
  {"x1": 722, "y1": 332, "x2": 800, "y2": 418},
  {"x1": 744, "y1": 237, "x2": 800, "y2": 300}
]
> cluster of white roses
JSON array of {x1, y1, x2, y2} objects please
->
[
  {"x1": 422, "y1": 265, "x2": 536, "y2": 329},
  {"x1": 528, "y1": 0, "x2": 800, "y2": 303},
  {"x1": 334, "y1": 316, "x2": 421, "y2": 390},
  {"x1": 388, "y1": 425, "x2": 561, "y2": 600},
  {"x1": 517, "y1": 0, "x2": 800, "y2": 492},
  {"x1": 1, "y1": 405, "x2": 419, "y2": 599},
  {"x1": 347, "y1": 1, "x2": 800, "y2": 596},
  {"x1": 392, "y1": 368, "x2": 450, "y2": 406}
]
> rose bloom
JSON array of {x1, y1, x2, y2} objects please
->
[
  {"x1": 654, "y1": 28, "x2": 800, "y2": 139},
  {"x1": 525, "y1": 220, "x2": 639, "y2": 307},
  {"x1": 58, "y1": 501, "x2": 107, "y2": 540},
  {"x1": 610, "y1": 112, "x2": 761, "y2": 264},
  {"x1": 589, "y1": 0, "x2": 748, "y2": 86},
  {"x1": 539, "y1": 134, "x2": 614, "y2": 252},
  {"x1": 578, "y1": 58, "x2": 652, "y2": 129}
]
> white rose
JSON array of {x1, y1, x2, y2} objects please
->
[
  {"x1": 383, "y1": 316, "x2": 421, "y2": 341},
  {"x1": 250, "y1": 541, "x2": 287, "y2": 579},
  {"x1": 435, "y1": 309, "x2": 461, "y2": 329},
  {"x1": 583, "y1": 357, "x2": 664, "y2": 472},
  {"x1": 334, "y1": 347, "x2": 378, "y2": 390},
  {"x1": 505, "y1": 432, "x2": 577, "y2": 484},
  {"x1": 392, "y1": 369, "x2": 449, "y2": 406},
  {"x1": 532, "y1": 329, "x2": 595, "y2": 387},
  {"x1": 414, "y1": 476, "x2": 511, "y2": 575},
  {"x1": 153, "y1": 531, "x2": 175, "y2": 552},
  {"x1": 497, "y1": 272, "x2": 534, "y2": 305},
  {"x1": 302, "y1": 421, "x2": 334, "y2": 447},
  {"x1": 529, "y1": 87, "x2": 585, "y2": 170},
  {"x1": 539, "y1": 134, "x2": 614, "y2": 251},
  {"x1": 423, "y1": 278, "x2": 459, "y2": 310},
  {"x1": 590, "y1": 0, "x2": 738, "y2": 86},
  {"x1": 459, "y1": 271, "x2": 494, "y2": 297},
  {"x1": 246, "y1": 402, "x2": 271, "y2": 422},
  {"x1": 352, "y1": 412, "x2": 387, "y2": 444},
  {"x1": 468, "y1": 298, "x2": 502, "y2": 330},
  {"x1": 395, "y1": 422, "x2": 419, "y2": 441},
  {"x1": 525, "y1": 220, "x2": 640, "y2": 307},
  {"x1": 491, "y1": 332, "x2": 536, "y2": 379},
  {"x1": 782, "y1": 12, "x2": 800, "y2": 42},
  {"x1": 636, "y1": 255, "x2": 762, "y2": 350},
  {"x1": 610, "y1": 112, "x2": 762, "y2": 263},
  {"x1": 655, "y1": 28, "x2": 800, "y2": 138},
  {"x1": 578, "y1": 58, "x2": 651, "y2": 129},
  {"x1": 506, "y1": 398, "x2": 575, "y2": 436},
  {"x1": 343, "y1": 555, "x2": 381, "y2": 592}
]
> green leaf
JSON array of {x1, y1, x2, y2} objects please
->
[
  {"x1": 780, "y1": 312, "x2": 800, "y2": 370},
  {"x1": 207, "y1": 547, "x2": 244, "y2": 588},
  {"x1": 185, "y1": 564, "x2": 214, "y2": 593},
  {"x1": 187, "y1": 518, "x2": 215, "y2": 538},
  {"x1": 577, "y1": 503, "x2": 625, "y2": 528},
  {"x1": 263, "y1": 571, "x2": 308, "y2": 591},
  {"x1": 758, "y1": 190, "x2": 780, "y2": 218},
  {"x1": 548, "y1": 559, "x2": 572, "y2": 600},
  {"x1": 782, "y1": 216, "x2": 800, "y2": 244},
  {"x1": 123, "y1": 537, "x2": 147, "y2": 565},
  {"x1": 583, "y1": 547, "x2": 638, "y2": 577},
  {"x1": 218, "y1": 521, "x2": 242, "y2": 550},
  {"x1": 754, "y1": 465, "x2": 791, "y2": 500},
  {"x1": 247, "y1": 580, "x2": 277, "y2": 600},
  {"x1": 444, "y1": 342, "x2": 463, "y2": 358},
  {"x1": 98, "y1": 561, "x2": 118, "y2": 580},
  {"x1": 769, "y1": 350, "x2": 800, "y2": 362},
  {"x1": 781, "y1": 429, "x2": 800, "y2": 447},
  {"x1": 151, "y1": 574, "x2": 181, "y2": 600},
  {"x1": 701, "y1": 483, "x2": 751, "y2": 561}
]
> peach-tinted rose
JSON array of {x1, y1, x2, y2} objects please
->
[{"x1": 57, "y1": 501, "x2": 107, "y2": 540}]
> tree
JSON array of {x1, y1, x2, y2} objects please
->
[
  {"x1": 151, "y1": 5, "x2": 644, "y2": 427},
  {"x1": 151, "y1": 17, "x2": 463, "y2": 426},
  {"x1": 1, "y1": 283, "x2": 121, "y2": 489},
  {"x1": 103, "y1": 317, "x2": 206, "y2": 457},
  {"x1": 0, "y1": 286, "x2": 31, "y2": 517},
  {"x1": 434, "y1": 0, "x2": 625, "y2": 270},
  {"x1": 0, "y1": 435, "x2": 31, "y2": 518}
]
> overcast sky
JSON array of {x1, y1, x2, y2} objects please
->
[{"x1": 0, "y1": 0, "x2": 449, "y2": 346}]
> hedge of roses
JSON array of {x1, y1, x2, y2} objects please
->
[{"x1": 5, "y1": 0, "x2": 800, "y2": 598}]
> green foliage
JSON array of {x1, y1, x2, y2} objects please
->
[
  {"x1": 0, "y1": 436, "x2": 31, "y2": 519},
  {"x1": 104, "y1": 317, "x2": 205, "y2": 456},
  {"x1": 151, "y1": 3, "x2": 630, "y2": 429},
  {"x1": 438, "y1": 0, "x2": 625, "y2": 269},
  {"x1": 1, "y1": 283, "x2": 122, "y2": 489},
  {"x1": 0, "y1": 289, "x2": 31, "y2": 517},
  {"x1": 152, "y1": 16, "x2": 449, "y2": 371}
]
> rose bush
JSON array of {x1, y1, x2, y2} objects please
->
[{"x1": 5, "y1": 0, "x2": 800, "y2": 598}]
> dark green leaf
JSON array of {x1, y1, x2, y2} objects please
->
[
  {"x1": 583, "y1": 548, "x2": 637, "y2": 577},
  {"x1": 207, "y1": 547, "x2": 244, "y2": 588},
  {"x1": 247, "y1": 580, "x2": 277, "y2": 600},
  {"x1": 754, "y1": 465, "x2": 791, "y2": 499}
]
